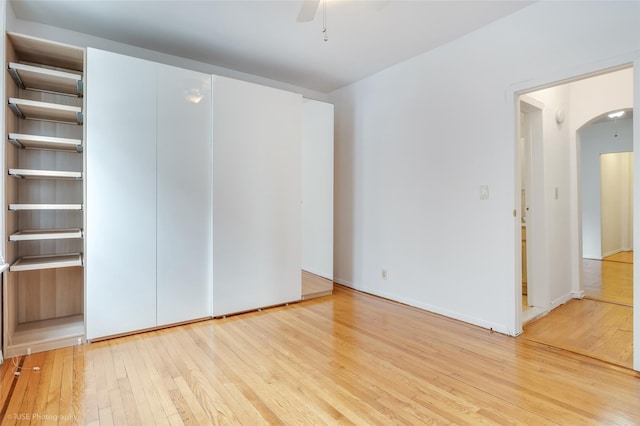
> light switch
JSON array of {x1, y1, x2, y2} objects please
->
[{"x1": 480, "y1": 185, "x2": 489, "y2": 200}]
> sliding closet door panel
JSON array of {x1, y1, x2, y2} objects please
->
[
  {"x1": 156, "y1": 65, "x2": 212, "y2": 326},
  {"x1": 86, "y1": 49, "x2": 157, "y2": 340},
  {"x1": 302, "y1": 99, "x2": 334, "y2": 279},
  {"x1": 212, "y1": 76, "x2": 302, "y2": 316}
]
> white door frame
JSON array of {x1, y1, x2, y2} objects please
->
[
  {"x1": 509, "y1": 56, "x2": 639, "y2": 372},
  {"x1": 633, "y1": 60, "x2": 640, "y2": 371},
  {"x1": 519, "y1": 97, "x2": 548, "y2": 313}
]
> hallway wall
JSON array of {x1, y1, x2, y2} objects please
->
[{"x1": 582, "y1": 118, "x2": 634, "y2": 259}]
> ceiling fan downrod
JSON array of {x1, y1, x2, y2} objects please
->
[{"x1": 322, "y1": 0, "x2": 328, "y2": 41}]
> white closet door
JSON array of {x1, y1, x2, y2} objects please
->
[
  {"x1": 302, "y1": 99, "x2": 334, "y2": 279},
  {"x1": 212, "y1": 76, "x2": 302, "y2": 316},
  {"x1": 86, "y1": 49, "x2": 157, "y2": 340},
  {"x1": 156, "y1": 65, "x2": 212, "y2": 325}
]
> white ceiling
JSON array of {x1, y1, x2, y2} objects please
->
[
  {"x1": 590, "y1": 109, "x2": 634, "y2": 125},
  {"x1": 9, "y1": 0, "x2": 534, "y2": 93}
]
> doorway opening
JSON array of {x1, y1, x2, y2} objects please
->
[
  {"x1": 516, "y1": 67, "x2": 635, "y2": 369},
  {"x1": 519, "y1": 96, "x2": 546, "y2": 323}
]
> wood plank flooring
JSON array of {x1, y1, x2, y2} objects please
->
[
  {"x1": 301, "y1": 270, "x2": 333, "y2": 300},
  {"x1": 521, "y1": 298, "x2": 633, "y2": 368},
  {"x1": 583, "y1": 251, "x2": 633, "y2": 306},
  {"x1": 2, "y1": 285, "x2": 640, "y2": 425},
  {"x1": 522, "y1": 251, "x2": 633, "y2": 368}
]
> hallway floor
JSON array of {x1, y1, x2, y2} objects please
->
[{"x1": 520, "y1": 251, "x2": 633, "y2": 369}]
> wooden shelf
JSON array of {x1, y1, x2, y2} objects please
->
[
  {"x1": 10, "y1": 228, "x2": 83, "y2": 241},
  {"x1": 6, "y1": 315, "x2": 84, "y2": 357},
  {"x1": 8, "y1": 32, "x2": 84, "y2": 73},
  {"x1": 9, "y1": 203, "x2": 83, "y2": 211},
  {"x1": 8, "y1": 97, "x2": 83, "y2": 124},
  {"x1": 8, "y1": 133, "x2": 83, "y2": 152},
  {"x1": 9, "y1": 168, "x2": 82, "y2": 179},
  {"x1": 10, "y1": 253, "x2": 83, "y2": 272},
  {"x1": 8, "y1": 62, "x2": 83, "y2": 96}
]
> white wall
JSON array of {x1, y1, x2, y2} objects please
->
[
  {"x1": 4, "y1": 6, "x2": 329, "y2": 103},
  {"x1": 581, "y1": 118, "x2": 634, "y2": 259},
  {"x1": 330, "y1": 1, "x2": 640, "y2": 340},
  {"x1": 302, "y1": 99, "x2": 334, "y2": 279},
  {"x1": 600, "y1": 152, "x2": 634, "y2": 257}
]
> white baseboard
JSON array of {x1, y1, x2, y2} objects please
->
[
  {"x1": 333, "y1": 277, "x2": 354, "y2": 287},
  {"x1": 571, "y1": 290, "x2": 585, "y2": 299},
  {"x1": 332, "y1": 279, "x2": 512, "y2": 335},
  {"x1": 550, "y1": 292, "x2": 574, "y2": 310}
]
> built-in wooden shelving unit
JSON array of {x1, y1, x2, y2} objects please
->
[{"x1": 3, "y1": 32, "x2": 86, "y2": 358}]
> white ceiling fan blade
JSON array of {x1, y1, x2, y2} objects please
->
[{"x1": 297, "y1": 0, "x2": 320, "y2": 22}]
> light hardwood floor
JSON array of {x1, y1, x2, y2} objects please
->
[
  {"x1": 301, "y1": 270, "x2": 333, "y2": 299},
  {"x1": 1, "y1": 285, "x2": 639, "y2": 424},
  {"x1": 521, "y1": 298, "x2": 633, "y2": 368},
  {"x1": 583, "y1": 251, "x2": 633, "y2": 306},
  {"x1": 522, "y1": 251, "x2": 633, "y2": 368}
]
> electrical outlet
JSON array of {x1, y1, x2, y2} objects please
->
[{"x1": 382, "y1": 269, "x2": 387, "y2": 280}]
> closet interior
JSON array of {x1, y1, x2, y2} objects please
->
[{"x1": 3, "y1": 33, "x2": 85, "y2": 357}]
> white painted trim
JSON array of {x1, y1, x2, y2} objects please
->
[
  {"x1": 333, "y1": 277, "x2": 354, "y2": 288},
  {"x1": 571, "y1": 290, "x2": 585, "y2": 299},
  {"x1": 550, "y1": 293, "x2": 574, "y2": 311},
  {"x1": 522, "y1": 292, "x2": 576, "y2": 330},
  {"x1": 602, "y1": 249, "x2": 627, "y2": 259},
  {"x1": 335, "y1": 281, "x2": 512, "y2": 336},
  {"x1": 505, "y1": 88, "x2": 522, "y2": 336},
  {"x1": 633, "y1": 59, "x2": 640, "y2": 372},
  {"x1": 519, "y1": 94, "x2": 545, "y2": 111},
  {"x1": 0, "y1": 0, "x2": 5, "y2": 366},
  {"x1": 508, "y1": 52, "x2": 640, "y2": 346},
  {"x1": 522, "y1": 307, "x2": 548, "y2": 325},
  {"x1": 509, "y1": 51, "x2": 640, "y2": 97}
]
